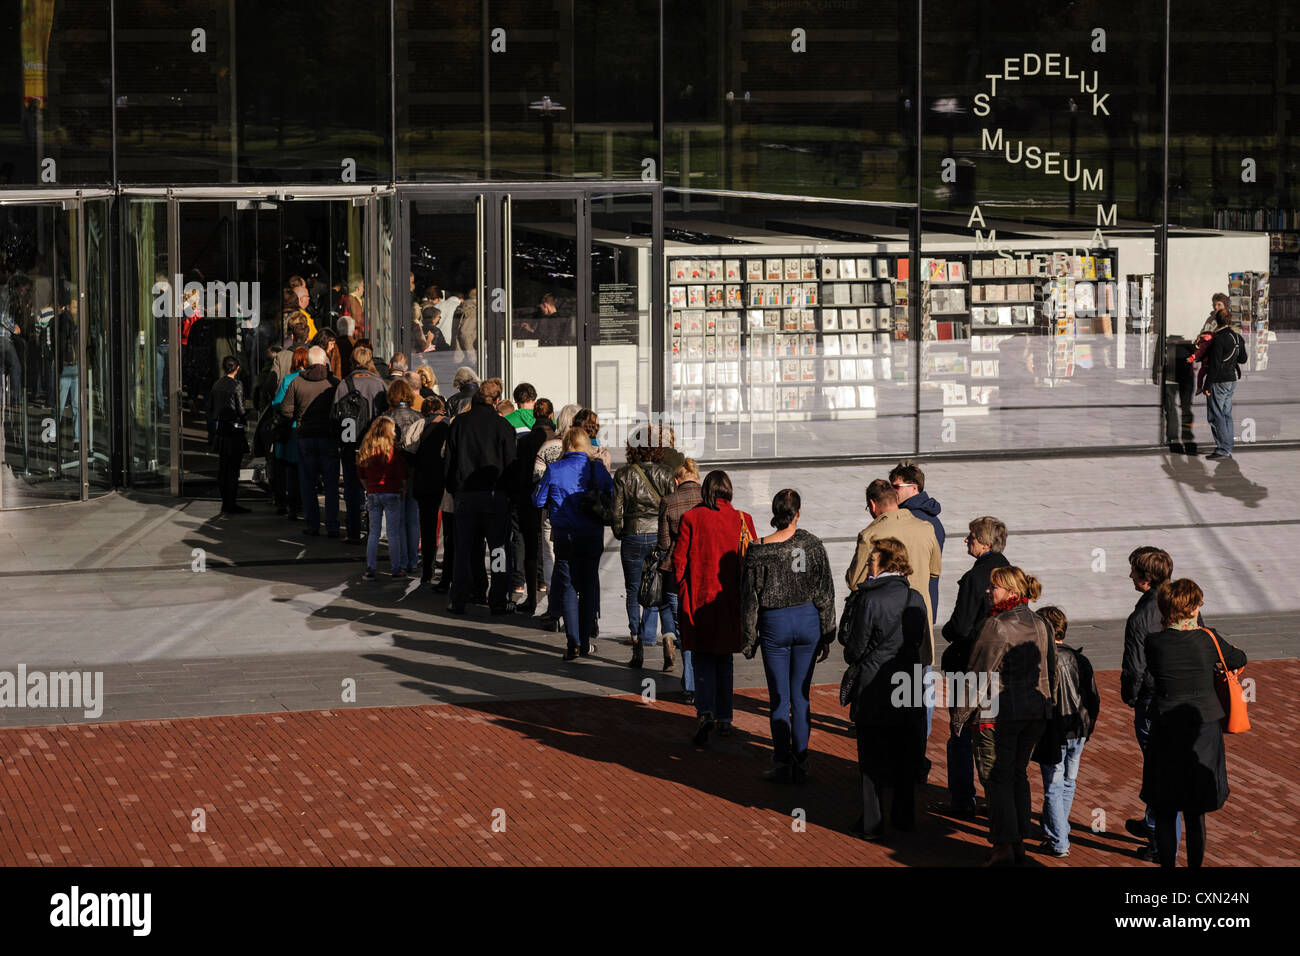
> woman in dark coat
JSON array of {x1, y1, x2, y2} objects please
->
[
  {"x1": 740, "y1": 489, "x2": 837, "y2": 782},
  {"x1": 672, "y1": 470, "x2": 757, "y2": 747},
  {"x1": 1141, "y1": 578, "x2": 1247, "y2": 868},
  {"x1": 839, "y1": 537, "x2": 929, "y2": 840},
  {"x1": 412, "y1": 395, "x2": 450, "y2": 585}
]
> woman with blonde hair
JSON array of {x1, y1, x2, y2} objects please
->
[
  {"x1": 533, "y1": 403, "x2": 581, "y2": 621},
  {"x1": 952, "y1": 565, "x2": 1055, "y2": 865},
  {"x1": 356, "y1": 417, "x2": 408, "y2": 581},
  {"x1": 416, "y1": 363, "x2": 438, "y2": 397}
]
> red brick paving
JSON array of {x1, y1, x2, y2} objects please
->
[{"x1": 1, "y1": 663, "x2": 1297, "y2": 866}]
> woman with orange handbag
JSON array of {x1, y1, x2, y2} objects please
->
[{"x1": 1141, "y1": 578, "x2": 1248, "y2": 868}]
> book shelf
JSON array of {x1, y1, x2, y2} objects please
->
[
  {"x1": 1228, "y1": 271, "x2": 1270, "y2": 371},
  {"x1": 667, "y1": 252, "x2": 913, "y2": 432}
]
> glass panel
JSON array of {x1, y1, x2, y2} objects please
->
[
  {"x1": 509, "y1": 197, "x2": 580, "y2": 405},
  {"x1": 85, "y1": 197, "x2": 112, "y2": 491},
  {"x1": 122, "y1": 197, "x2": 170, "y2": 488},
  {"x1": 919, "y1": 0, "x2": 1164, "y2": 452},
  {"x1": 395, "y1": 0, "x2": 484, "y2": 181},
  {"x1": 1169, "y1": 0, "x2": 1299, "y2": 445},
  {"x1": 590, "y1": 192, "x2": 655, "y2": 450},
  {"x1": 370, "y1": 195, "x2": 395, "y2": 365},
  {"x1": 0, "y1": 202, "x2": 80, "y2": 505},
  {"x1": 0, "y1": 1, "x2": 112, "y2": 185},
  {"x1": 666, "y1": 194, "x2": 918, "y2": 460},
  {"x1": 113, "y1": 1, "x2": 236, "y2": 184},
  {"x1": 664, "y1": 0, "x2": 917, "y2": 202},
  {"x1": 488, "y1": 2, "x2": 575, "y2": 180},
  {"x1": 407, "y1": 196, "x2": 481, "y2": 393}
]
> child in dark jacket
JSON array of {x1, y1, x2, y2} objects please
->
[{"x1": 357, "y1": 418, "x2": 408, "y2": 579}]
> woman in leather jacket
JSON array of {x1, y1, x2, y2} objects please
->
[{"x1": 611, "y1": 424, "x2": 677, "y2": 669}]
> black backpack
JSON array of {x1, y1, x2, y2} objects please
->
[{"x1": 331, "y1": 376, "x2": 374, "y2": 443}]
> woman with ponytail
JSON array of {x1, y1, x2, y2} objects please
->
[
  {"x1": 739, "y1": 489, "x2": 836, "y2": 782},
  {"x1": 952, "y1": 565, "x2": 1056, "y2": 865}
]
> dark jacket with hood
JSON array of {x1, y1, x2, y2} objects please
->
[
  {"x1": 280, "y1": 364, "x2": 339, "y2": 439},
  {"x1": 899, "y1": 491, "x2": 944, "y2": 614},
  {"x1": 840, "y1": 574, "x2": 930, "y2": 726},
  {"x1": 513, "y1": 420, "x2": 556, "y2": 504},
  {"x1": 1203, "y1": 322, "x2": 1247, "y2": 386}
]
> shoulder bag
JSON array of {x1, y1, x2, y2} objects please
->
[
  {"x1": 1204, "y1": 627, "x2": 1250, "y2": 733},
  {"x1": 578, "y1": 459, "x2": 615, "y2": 526}
]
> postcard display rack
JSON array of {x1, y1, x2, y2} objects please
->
[
  {"x1": 1228, "y1": 271, "x2": 1270, "y2": 371},
  {"x1": 919, "y1": 249, "x2": 1121, "y2": 408},
  {"x1": 667, "y1": 253, "x2": 911, "y2": 452}
]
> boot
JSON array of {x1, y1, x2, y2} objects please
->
[
  {"x1": 628, "y1": 638, "x2": 644, "y2": 669},
  {"x1": 662, "y1": 633, "x2": 677, "y2": 671}
]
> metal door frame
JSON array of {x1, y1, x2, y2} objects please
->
[
  {"x1": 395, "y1": 181, "x2": 663, "y2": 411},
  {"x1": 119, "y1": 186, "x2": 393, "y2": 495},
  {"x1": 0, "y1": 190, "x2": 111, "y2": 506}
]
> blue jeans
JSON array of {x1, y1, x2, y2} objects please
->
[
  {"x1": 365, "y1": 493, "x2": 404, "y2": 572},
  {"x1": 692, "y1": 652, "x2": 734, "y2": 723},
  {"x1": 400, "y1": 494, "x2": 420, "y2": 570},
  {"x1": 1040, "y1": 736, "x2": 1087, "y2": 852},
  {"x1": 155, "y1": 344, "x2": 168, "y2": 410},
  {"x1": 341, "y1": 447, "x2": 364, "y2": 539},
  {"x1": 1135, "y1": 698, "x2": 1181, "y2": 842},
  {"x1": 1206, "y1": 380, "x2": 1237, "y2": 455},
  {"x1": 297, "y1": 435, "x2": 340, "y2": 535},
  {"x1": 58, "y1": 364, "x2": 79, "y2": 441},
  {"x1": 665, "y1": 589, "x2": 692, "y2": 693},
  {"x1": 946, "y1": 721, "x2": 976, "y2": 808},
  {"x1": 552, "y1": 529, "x2": 603, "y2": 649},
  {"x1": 758, "y1": 602, "x2": 820, "y2": 764},
  {"x1": 619, "y1": 533, "x2": 671, "y2": 645}
]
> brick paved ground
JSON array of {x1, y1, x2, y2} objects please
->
[{"x1": 1, "y1": 663, "x2": 1295, "y2": 867}]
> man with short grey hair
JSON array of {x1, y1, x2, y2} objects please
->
[{"x1": 448, "y1": 365, "x2": 480, "y2": 417}]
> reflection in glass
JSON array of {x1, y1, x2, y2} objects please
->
[
  {"x1": 509, "y1": 199, "x2": 579, "y2": 404},
  {"x1": 408, "y1": 198, "x2": 481, "y2": 391}
]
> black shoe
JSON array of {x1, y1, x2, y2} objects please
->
[
  {"x1": 1124, "y1": 818, "x2": 1151, "y2": 841},
  {"x1": 579, "y1": 640, "x2": 593, "y2": 658},
  {"x1": 762, "y1": 763, "x2": 793, "y2": 783},
  {"x1": 931, "y1": 801, "x2": 978, "y2": 819},
  {"x1": 446, "y1": 603, "x2": 466, "y2": 615},
  {"x1": 221, "y1": 504, "x2": 251, "y2": 514},
  {"x1": 489, "y1": 605, "x2": 515, "y2": 616},
  {"x1": 916, "y1": 756, "x2": 932, "y2": 785},
  {"x1": 628, "y1": 640, "x2": 644, "y2": 669},
  {"x1": 563, "y1": 645, "x2": 579, "y2": 662},
  {"x1": 792, "y1": 758, "x2": 809, "y2": 785},
  {"x1": 1166, "y1": 442, "x2": 1184, "y2": 455},
  {"x1": 516, "y1": 601, "x2": 536, "y2": 616},
  {"x1": 1206, "y1": 452, "x2": 1229, "y2": 461},
  {"x1": 692, "y1": 714, "x2": 714, "y2": 747},
  {"x1": 1137, "y1": 845, "x2": 1160, "y2": 863},
  {"x1": 431, "y1": 579, "x2": 450, "y2": 593},
  {"x1": 682, "y1": 691, "x2": 695, "y2": 706}
]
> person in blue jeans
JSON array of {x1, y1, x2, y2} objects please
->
[
  {"x1": 1034, "y1": 606, "x2": 1100, "y2": 858},
  {"x1": 610, "y1": 431, "x2": 677, "y2": 668},
  {"x1": 1201, "y1": 296, "x2": 1246, "y2": 461},
  {"x1": 533, "y1": 427, "x2": 612, "y2": 660},
  {"x1": 658, "y1": 459, "x2": 703, "y2": 702},
  {"x1": 740, "y1": 489, "x2": 837, "y2": 781},
  {"x1": 356, "y1": 418, "x2": 408, "y2": 580}
]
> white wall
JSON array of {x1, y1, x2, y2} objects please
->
[{"x1": 1167, "y1": 234, "x2": 1269, "y2": 339}]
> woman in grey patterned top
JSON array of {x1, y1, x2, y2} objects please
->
[{"x1": 740, "y1": 489, "x2": 837, "y2": 783}]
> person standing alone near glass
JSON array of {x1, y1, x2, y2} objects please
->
[{"x1": 1202, "y1": 293, "x2": 1248, "y2": 461}]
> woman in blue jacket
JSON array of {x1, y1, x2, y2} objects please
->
[{"x1": 533, "y1": 427, "x2": 613, "y2": 660}]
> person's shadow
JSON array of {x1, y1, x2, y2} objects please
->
[{"x1": 1160, "y1": 449, "x2": 1268, "y2": 508}]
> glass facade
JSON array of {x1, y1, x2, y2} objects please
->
[{"x1": 2, "y1": 1, "x2": 1298, "y2": 503}]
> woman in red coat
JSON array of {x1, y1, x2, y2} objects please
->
[{"x1": 672, "y1": 470, "x2": 757, "y2": 746}]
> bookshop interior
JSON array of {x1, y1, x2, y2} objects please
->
[{"x1": 1, "y1": 0, "x2": 1298, "y2": 506}]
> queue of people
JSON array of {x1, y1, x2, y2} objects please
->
[{"x1": 235, "y1": 350, "x2": 1253, "y2": 866}]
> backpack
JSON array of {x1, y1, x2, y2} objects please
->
[
  {"x1": 385, "y1": 408, "x2": 427, "y2": 454},
  {"x1": 331, "y1": 375, "x2": 375, "y2": 443}
]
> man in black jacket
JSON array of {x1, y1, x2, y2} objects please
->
[
  {"x1": 935, "y1": 515, "x2": 1009, "y2": 817},
  {"x1": 208, "y1": 355, "x2": 250, "y2": 514},
  {"x1": 444, "y1": 377, "x2": 517, "y2": 614},
  {"x1": 1121, "y1": 546, "x2": 1179, "y2": 861},
  {"x1": 1202, "y1": 295, "x2": 1247, "y2": 461}
]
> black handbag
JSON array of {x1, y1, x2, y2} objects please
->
[
  {"x1": 638, "y1": 549, "x2": 667, "y2": 608},
  {"x1": 578, "y1": 460, "x2": 614, "y2": 525}
]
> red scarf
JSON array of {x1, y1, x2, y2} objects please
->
[{"x1": 989, "y1": 596, "x2": 1028, "y2": 616}]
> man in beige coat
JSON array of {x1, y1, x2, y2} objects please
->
[{"x1": 846, "y1": 478, "x2": 942, "y2": 665}]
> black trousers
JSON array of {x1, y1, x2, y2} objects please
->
[
  {"x1": 453, "y1": 491, "x2": 511, "y2": 609},
  {"x1": 857, "y1": 722, "x2": 921, "y2": 835},
  {"x1": 217, "y1": 449, "x2": 242, "y2": 509},
  {"x1": 417, "y1": 495, "x2": 441, "y2": 582},
  {"x1": 518, "y1": 502, "x2": 542, "y2": 605}
]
